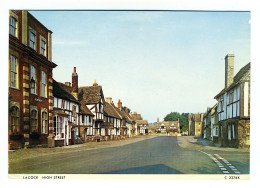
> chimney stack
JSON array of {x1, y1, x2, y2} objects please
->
[
  {"x1": 72, "y1": 67, "x2": 78, "y2": 99},
  {"x1": 118, "y1": 99, "x2": 122, "y2": 110},
  {"x1": 106, "y1": 97, "x2": 112, "y2": 104},
  {"x1": 225, "y1": 54, "x2": 234, "y2": 88}
]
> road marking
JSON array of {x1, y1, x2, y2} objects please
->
[
  {"x1": 198, "y1": 150, "x2": 230, "y2": 174},
  {"x1": 214, "y1": 154, "x2": 241, "y2": 174}
]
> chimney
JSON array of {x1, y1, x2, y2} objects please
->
[
  {"x1": 65, "y1": 82, "x2": 71, "y2": 86},
  {"x1": 157, "y1": 117, "x2": 159, "y2": 123},
  {"x1": 93, "y1": 79, "x2": 98, "y2": 86},
  {"x1": 118, "y1": 99, "x2": 122, "y2": 110},
  {"x1": 225, "y1": 54, "x2": 234, "y2": 88},
  {"x1": 106, "y1": 97, "x2": 112, "y2": 104},
  {"x1": 72, "y1": 67, "x2": 78, "y2": 99},
  {"x1": 125, "y1": 107, "x2": 128, "y2": 113}
]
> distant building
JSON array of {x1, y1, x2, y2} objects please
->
[
  {"x1": 156, "y1": 120, "x2": 180, "y2": 135},
  {"x1": 188, "y1": 113, "x2": 203, "y2": 136}
]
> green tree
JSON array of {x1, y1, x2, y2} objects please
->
[{"x1": 164, "y1": 112, "x2": 189, "y2": 132}]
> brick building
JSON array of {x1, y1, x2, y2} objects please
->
[{"x1": 8, "y1": 10, "x2": 57, "y2": 149}]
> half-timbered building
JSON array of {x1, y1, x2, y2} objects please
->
[
  {"x1": 79, "y1": 81, "x2": 105, "y2": 138},
  {"x1": 52, "y1": 80, "x2": 79, "y2": 146},
  {"x1": 214, "y1": 54, "x2": 250, "y2": 148}
]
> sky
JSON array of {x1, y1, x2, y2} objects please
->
[{"x1": 29, "y1": 10, "x2": 251, "y2": 123}]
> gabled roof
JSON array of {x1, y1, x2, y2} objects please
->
[
  {"x1": 104, "y1": 102, "x2": 121, "y2": 119},
  {"x1": 118, "y1": 110, "x2": 132, "y2": 124},
  {"x1": 215, "y1": 62, "x2": 250, "y2": 99},
  {"x1": 136, "y1": 120, "x2": 148, "y2": 125},
  {"x1": 53, "y1": 80, "x2": 78, "y2": 103},
  {"x1": 79, "y1": 85, "x2": 104, "y2": 104},
  {"x1": 79, "y1": 102, "x2": 94, "y2": 116}
]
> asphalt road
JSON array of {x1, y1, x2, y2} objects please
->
[{"x1": 8, "y1": 136, "x2": 249, "y2": 174}]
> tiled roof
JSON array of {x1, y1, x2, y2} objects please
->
[
  {"x1": 78, "y1": 85, "x2": 103, "y2": 104},
  {"x1": 53, "y1": 80, "x2": 78, "y2": 103},
  {"x1": 215, "y1": 62, "x2": 250, "y2": 99},
  {"x1": 79, "y1": 102, "x2": 94, "y2": 116},
  {"x1": 130, "y1": 113, "x2": 142, "y2": 120},
  {"x1": 118, "y1": 110, "x2": 132, "y2": 124},
  {"x1": 136, "y1": 120, "x2": 148, "y2": 125},
  {"x1": 104, "y1": 102, "x2": 121, "y2": 119}
]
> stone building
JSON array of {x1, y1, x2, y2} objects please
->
[
  {"x1": 188, "y1": 113, "x2": 203, "y2": 136},
  {"x1": 8, "y1": 10, "x2": 57, "y2": 149},
  {"x1": 215, "y1": 54, "x2": 250, "y2": 148}
]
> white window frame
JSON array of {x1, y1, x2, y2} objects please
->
[
  {"x1": 30, "y1": 65, "x2": 37, "y2": 94},
  {"x1": 10, "y1": 55, "x2": 18, "y2": 88},
  {"x1": 40, "y1": 35, "x2": 47, "y2": 56},
  {"x1": 10, "y1": 105, "x2": 20, "y2": 133},
  {"x1": 232, "y1": 124, "x2": 235, "y2": 139},
  {"x1": 41, "y1": 109, "x2": 48, "y2": 134},
  {"x1": 228, "y1": 125, "x2": 231, "y2": 141},
  {"x1": 30, "y1": 107, "x2": 38, "y2": 133},
  {"x1": 9, "y1": 16, "x2": 18, "y2": 37},
  {"x1": 29, "y1": 27, "x2": 37, "y2": 50},
  {"x1": 41, "y1": 71, "x2": 47, "y2": 97}
]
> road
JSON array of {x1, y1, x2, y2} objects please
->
[{"x1": 8, "y1": 136, "x2": 249, "y2": 174}]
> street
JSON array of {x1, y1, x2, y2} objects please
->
[{"x1": 8, "y1": 136, "x2": 249, "y2": 174}]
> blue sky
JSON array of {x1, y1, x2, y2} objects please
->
[{"x1": 29, "y1": 11, "x2": 250, "y2": 122}]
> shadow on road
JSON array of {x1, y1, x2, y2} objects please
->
[{"x1": 102, "y1": 164, "x2": 183, "y2": 174}]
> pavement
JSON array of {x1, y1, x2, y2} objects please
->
[{"x1": 177, "y1": 136, "x2": 250, "y2": 153}]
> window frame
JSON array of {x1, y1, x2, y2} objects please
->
[
  {"x1": 10, "y1": 55, "x2": 18, "y2": 88},
  {"x1": 40, "y1": 35, "x2": 47, "y2": 56},
  {"x1": 29, "y1": 27, "x2": 37, "y2": 50},
  {"x1": 41, "y1": 71, "x2": 47, "y2": 97},
  {"x1": 9, "y1": 16, "x2": 18, "y2": 37},
  {"x1": 30, "y1": 107, "x2": 38, "y2": 133},
  {"x1": 30, "y1": 65, "x2": 37, "y2": 94},
  {"x1": 41, "y1": 110, "x2": 48, "y2": 134},
  {"x1": 10, "y1": 105, "x2": 20, "y2": 133}
]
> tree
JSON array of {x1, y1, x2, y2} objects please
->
[{"x1": 164, "y1": 112, "x2": 189, "y2": 132}]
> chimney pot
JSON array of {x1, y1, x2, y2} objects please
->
[{"x1": 74, "y1": 67, "x2": 76, "y2": 73}]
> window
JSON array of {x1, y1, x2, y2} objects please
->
[
  {"x1": 29, "y1": 31, "x2": 36, "y2": 49},
  {"x1": 229, "y1": 92, "x2": 233, "y2": 104},
  {"x1": 215, "y1": 127, "x2": 219, "y2": 136},
  {"x1": 30, "y1": 109, "x2": 38, "y2": 133},
  {"x1": 53, "y1": 116, "x2": 64, "y2": 139},
  {"x1": 42, "y1": 111, "x2": 48, "y2": 134},
  {"x1": 9, "y1": 16, "x2": 17, "y2": 37},
  {"x1": 10, "y1": 106, "x2": 19, "y2": 133},
  {"x1": 228, "y1": 125, "x2": 231, "y2": 140},
  {"x1": 41, "y1": 40, "x2": 46, "y2": 56},
  {"x1": 41, "y1": 71, "x2": 47, "y2": 97},
  {"x1": 232, "y1": 124, "x2": 235, "y2": 139},
  {"x1": 72, "y1": 105, "x2": 76, "y2": 116},
  {"x1": 82, "y1": 115, "x2": 85, "y2": 124},
  {"x1": 10, "y1": 55, "x2": 18, "y2": 88},
  {"x1": 30, "y1": 65, "x2": 36, "y2": 94}
]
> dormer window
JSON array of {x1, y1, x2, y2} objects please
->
[{"x1": 9, "y1": 16, "x2": 17, "y2": 37}]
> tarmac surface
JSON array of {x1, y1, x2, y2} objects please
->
[{"x1": 8, "y1": 136, "x2": 249, "y2": 174}]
